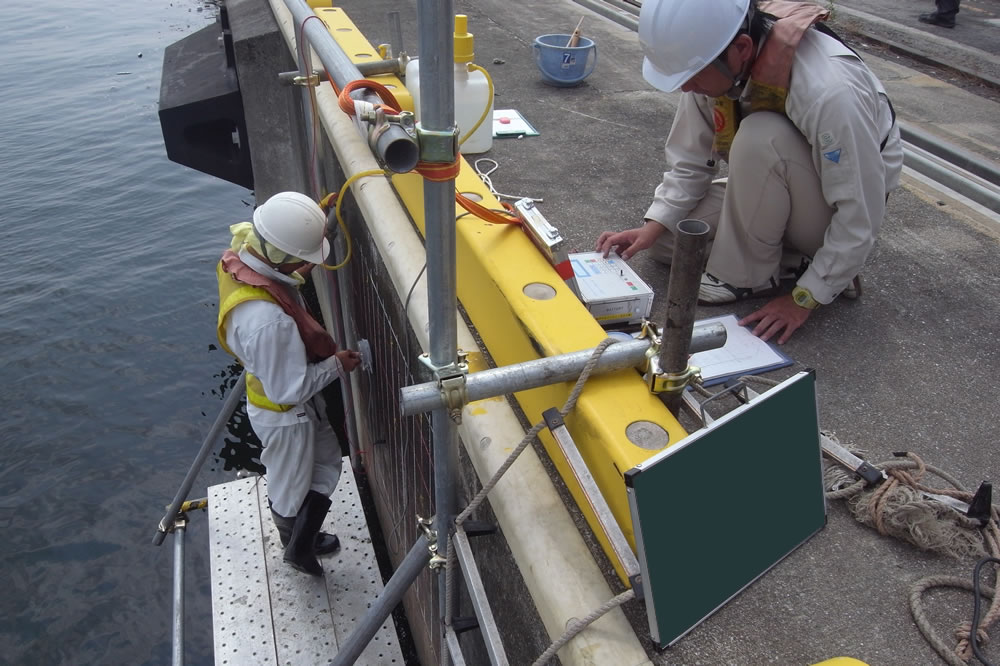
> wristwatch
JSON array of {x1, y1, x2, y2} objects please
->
[{"x1": 792, "y1": 285, "x2": 820, "y2": 310}]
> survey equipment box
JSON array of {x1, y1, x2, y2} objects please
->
[{"x1": 569, "y1": 252, "x2": 654, "y2": 327}]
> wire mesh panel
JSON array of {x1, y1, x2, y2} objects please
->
[{"x1": 341, "y1": 211, "x2": 438, "y2": 663}]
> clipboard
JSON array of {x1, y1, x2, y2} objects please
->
[
  {"x1": 689, "y1": 314, "x2": 793, "y2": 386},
  {"x1": 492, "y1": 109, "x2": 539, "y2": 138}
]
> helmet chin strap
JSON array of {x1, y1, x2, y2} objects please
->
[
  {"x1": 713, "y1": 5, "x2": 756, "y2": 99},
  {"x1": 711, "y1": 57, "x2": 749, "y2": 99}
]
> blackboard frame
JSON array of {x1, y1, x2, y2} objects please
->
[{"x1": 625, "y1": 370, "x2": 827, "y2": 647}]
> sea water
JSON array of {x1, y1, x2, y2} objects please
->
[{"x1": 0, "y1": 1, "x2": 252, "y2": 663}]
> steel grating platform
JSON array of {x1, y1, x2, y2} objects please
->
[{"x1": 208, "y1": 465, "x2": 404, "y2": 665}]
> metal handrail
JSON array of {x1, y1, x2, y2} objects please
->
[{"x1": 153, "y1": 370, "x2": 246, "y2": 545}]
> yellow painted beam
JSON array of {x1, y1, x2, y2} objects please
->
[{"x1": 322, "y1": 8, "x2": 687, "y2": 584}]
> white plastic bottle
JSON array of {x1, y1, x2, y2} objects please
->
[{"x1": 405, "y1": 14, "x2": 493, "y2": 155}]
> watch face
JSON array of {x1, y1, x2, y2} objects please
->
[{"x1": 793, "y1": 288, "x2": 817, "y2": 309}]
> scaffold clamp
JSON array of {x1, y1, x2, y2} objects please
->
[
  {"x1": 277, "y1": 70, "x2": 321, "y2": 87},
  {"x1": 415, "y1": 122, "x2": 459, "y2": 164},
  {"x1": 645, "y1": 356, "x2": 701, "y2": 395},
  {"x1": 419, "y1": 351, "x2": 469, "y2": 411}
]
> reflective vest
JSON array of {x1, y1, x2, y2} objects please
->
[{"x1": 216, "y1": 262, "x2": 295, "y2": 412}]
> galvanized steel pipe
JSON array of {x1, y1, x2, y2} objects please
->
[
  {"x1": 399, "y1": 323, "x2": 727, "y2": 416},
  {"x1": 414, "y1": 0, "x2": 460, "y2": 650},
  {"x1": 330, "y1": 536, "x2": 432, "y2": 666},
  {"x1": 154, "y1": 371, "x2": 246, "y2": 545},
  {"x1": 172, "y1": 521, "x2": 186, "y2": 666},
  {"x1": 659, "y1": 219, "x2": 711, "y2": 414},
  {"x1": 281, "y1": 0, "x2": 419, "y2": 172}
]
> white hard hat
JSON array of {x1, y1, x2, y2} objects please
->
[
  {"x1": 639, "y1": 0, "x2": 752, "y2": 92},
  {"x1": 252, "y1": 191, "x2": 330, "y2": 264}
]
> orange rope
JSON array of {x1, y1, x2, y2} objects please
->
[{"x1": 334, "y1": 78, "x2": 402, "y2": 115}]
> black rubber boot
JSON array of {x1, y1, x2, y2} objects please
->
[
  {"x1": 918, "y1": 11, "x2": 956, "y2": 27},
  {"x1": 282, "y1": 491, "x2": 333, "y2": 576},
  {"x1": 270, "y1": 502, "x2": 341, "y2": 556}
]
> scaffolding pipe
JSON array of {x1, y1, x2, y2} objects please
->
[
  {"x1": 153, "y1": 371, "x2": 246, "y2": 545},
  {"x1": 388, "y1": 11, "x2": 404, "y2": 61},
  {"x1": 399, "y1": 323, "x2": 727, "y2": 416},
  {"x1": 296, "y1": 36, "x2": 327, "y2": 197},
  {"x1": 331, "y1": 536, "x2": 433, "y2": 666},
  {"x1": 281, "y1": 0, "x2": 419, "y2": 173},
  {"x1": 415, "y1": 1, "x2": 459, "y2": 661},
  {"x1": 172, "y1": 520, "x2": 186, "y2": 666},
  {"x1": 292, "y1": 38, "x2": 365, "y2": 481},
  {"x1": 659, "y1": 219, "x2": 711, "y2": 414}
]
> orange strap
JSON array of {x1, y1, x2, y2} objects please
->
[{"x1": 455, "y1": 193, "x2": 520, "y2": 225}]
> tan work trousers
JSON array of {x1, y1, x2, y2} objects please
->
[{"x1": 651, "y1": 111, "x2": 835, "y2": 287}]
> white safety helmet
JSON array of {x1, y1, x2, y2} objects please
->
[
  {"x1": 252, "y1": 191, "x2": 330, "y2": 264},
  {"x1": 639, "y1": 0, "x2": 752, "y2": 93}
]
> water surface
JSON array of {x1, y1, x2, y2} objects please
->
[{"x1": 0, "y1": 2, "x2": 252, "y2": 663}]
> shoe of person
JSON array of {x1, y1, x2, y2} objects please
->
[
  {"x1": 270, "y1": 507, "x2": 341, "y2": 556},
  {"x1": 840, "y1": 275, "x2": 863, "y2": 300},
  {"x1": 283, "y1": 491, "x2": 333, "y2": 576},
  {"x1": 918, "y1": 12, "x2": 955, "y2": 28},
  {"x1": 698, "y1": 272, "x2": 779, "y2": 305}
]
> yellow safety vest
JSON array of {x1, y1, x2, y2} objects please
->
[{"x1": 216, "y1": 262, "x2": 294, "y2": 412}]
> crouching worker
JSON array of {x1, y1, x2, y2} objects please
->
[
  {"x1": 216, "y1": 191, "x2": 361, "y2": 576},
  {"x1": 596, "y1": 0, "x2": 902, "y2": 343}
]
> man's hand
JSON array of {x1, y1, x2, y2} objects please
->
[
  {"x1": 739, "y1": 293, "x2": 812, "y2": 345},
  {"x1": 595, "y1": 220, "x2": 665, "y2": 260},
  {"x1": 335, "y1": 349, "x2": 362, "y2": 372}
]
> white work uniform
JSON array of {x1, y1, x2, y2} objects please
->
[
  {"x1": 645, "y1": 28, "x2": 903, "y2": 304},
  {"x1": 223, "y1": 250, "x2": 344, "y2": 517}
]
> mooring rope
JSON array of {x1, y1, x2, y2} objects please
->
[
  {"x1": 531, "y1": 588, "x2": 636, "y2": 666},
  {"x1": 823, "y1": 445, "x2": 1000, "y2": 664},
  {"x1": 442, "y1": 338, "x2": 621, "y2": 652}
]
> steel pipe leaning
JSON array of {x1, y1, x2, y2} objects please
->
[
  {"x1": 399, "y1": 323, "x2": 727, "y2": 417},
  {"x1": 660, "y1": 218, "x2": 711, "y2": 414}
]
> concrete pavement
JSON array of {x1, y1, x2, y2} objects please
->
[
  {"x1": 832, "y1": 0, "x2": 1000, "y2": 87},
  {"x1": 343, "y1": 0, "x2": 1000, "y2": 663}
]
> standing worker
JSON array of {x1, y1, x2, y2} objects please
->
[
  {"x1": 216, "y1": 191, "x2": 361, "y2": 576},
  {"x1": 596, "y1": 0, "x2": 902, "y2": 343}
]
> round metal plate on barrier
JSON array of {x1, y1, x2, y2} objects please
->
[
  {"x1": 626, "y1": 420, "x2": 670, "y2": 450},
  {"x1": 357, "y1": 338, "x2": 373, "y2": 373},
  {"x1": 523, "y1": 282, "x2": 557, "y2": 300}
]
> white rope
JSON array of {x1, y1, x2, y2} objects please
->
[{"x1": 531, "y1": 589, "x2": 637, "y2": 666}]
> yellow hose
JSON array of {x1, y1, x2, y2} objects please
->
[{"x1": 320, "y1": 169, "x2": 386, "y2": 270}]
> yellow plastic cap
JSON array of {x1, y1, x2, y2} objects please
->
[{"x1": 454, "y1": 14, "x2": 474, "y2": 63}]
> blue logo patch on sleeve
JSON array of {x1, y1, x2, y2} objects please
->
[{"x1": 823, "y1": 148, "x2": 842, "y2": 164}]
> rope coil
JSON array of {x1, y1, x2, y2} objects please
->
[{"x1": 823, "y1": 443, "x2": 1000, "y2": 664}]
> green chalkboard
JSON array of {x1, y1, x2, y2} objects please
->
[{"x1": 625, "y1": 371, "x2": 826, "y2": 647}]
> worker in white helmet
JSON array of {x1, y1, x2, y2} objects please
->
[
  {"x1": 216, "y1": 191, "x2": 362, "y2": 576},
  {"x1": 596, "y1": 0, "x2": 902, "y2": 343}
]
